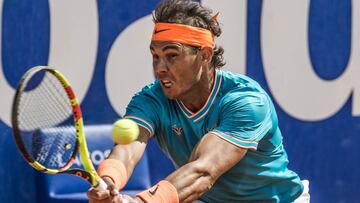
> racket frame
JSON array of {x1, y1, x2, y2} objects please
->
[{"x1": 12, "y1": 66, "x2": 105, "y2": 188}]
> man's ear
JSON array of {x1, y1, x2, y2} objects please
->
[{"x1": 201, "y1": 47, "x2": 214, "y2": 62}]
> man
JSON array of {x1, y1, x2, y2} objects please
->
[{"x1": 88, "y1": 0, "x2": 310, "y2": 202}]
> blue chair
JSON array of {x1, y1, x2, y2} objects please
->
[{"x1": 35, "y1": 125, "x2": 175, "y2": 203}]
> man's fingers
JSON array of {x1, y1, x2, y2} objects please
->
[
  {"x1": 111, "y1": 194, "x2": 121, "y2": 203},
  {"x1": 102, "y1": 176, "x2": 120, "y2": 196},
  {"x1": 111, "y1": 194, "x2": 129, "y2": 203},
  {"x1": 110, "y1": 188, "x2": 120, "y2": 196},
  {"x1": 122, "y1": 195, "x2": 140, "y2": 203},
  {"x1": 87, "y1": 187, "x2": 111, "y2": 200}
]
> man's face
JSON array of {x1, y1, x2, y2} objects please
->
[{"x1": 150, "y1": 41, "x2": 203, "y2": 100}]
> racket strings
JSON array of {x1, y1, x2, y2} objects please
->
[
  {"x1": 16, "y1": 71, "x2": 77, "y2": 169},
  {"x1": 18, "y1": 73, "x2": 72, "y2": 130},
  {"x1": 31, "y1": 126, "x2": 76, "y2": 168}
]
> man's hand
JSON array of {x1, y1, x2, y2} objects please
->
[
  {"x1": 87, "y1": 190, "x2": 143, "y2": 203},
  {"x1": 118, "y1": 195, "x2": 144, "y2": 203},
  {"x1": 87, "y1": 177, "x2": 119, "y2": 203}
]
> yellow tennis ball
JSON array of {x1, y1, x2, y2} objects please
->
[{"x1": 112, "y1": 119, "x2": 139, "y2": 144}]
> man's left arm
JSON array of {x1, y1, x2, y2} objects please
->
[{"x1": 164, "y1": 132, "x2": 247, "y2": 202}]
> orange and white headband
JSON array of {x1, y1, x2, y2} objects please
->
[{"x1": 151, "y1": 23, "x2": 214, "y2": 48}]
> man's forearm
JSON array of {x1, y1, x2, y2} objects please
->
[
  {"x1": 165, "y1": 160, "x2": 216, "y2": 203},
  {"x1": 107, "y1": 141, "x2": 146, "y2": 177}
]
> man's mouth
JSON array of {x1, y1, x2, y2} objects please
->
[{"x1": 161, "y1": 79, "x2": 173, "y2": 88}]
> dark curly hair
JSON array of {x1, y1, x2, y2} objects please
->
[{"x1": 152, "y1": 0, "x2": 226, "y2": 69}]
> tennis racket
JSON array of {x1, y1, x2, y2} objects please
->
[{"x1": 11, "y1": 66, "x2": 107, "y2": 190}]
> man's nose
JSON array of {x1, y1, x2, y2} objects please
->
[{"x1": 154, "y1": 58, "x2": 167, "y2": 74}]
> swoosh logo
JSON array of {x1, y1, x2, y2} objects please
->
[
  {"x1": 154, "y1": 29, "x2": 170, "y2": 34},
  {"x1": 149, "y1": 184, "x2": 159, "y2": 195}
]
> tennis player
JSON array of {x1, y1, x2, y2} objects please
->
[{"x1": 88, "y1": 0, "x2": 310, "y2": 202}]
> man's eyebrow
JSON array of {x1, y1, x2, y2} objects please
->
[
  {"x1": 149, "y1": 44, "x2": 182, "y2": 52},
  {"x1": 162, "y1": 44, "x2": 181, "y2": 51}
]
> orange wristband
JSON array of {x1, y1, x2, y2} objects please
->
[
  {"x1": 136, "y1": 180, "x2": 179, "y2": 203},
  {"x1": 97, "y1": 159, "x2": 128, "y2": 190}
]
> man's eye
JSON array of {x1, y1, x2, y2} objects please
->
[
  {"x1": 152, "y1": 54, "x2": 159, "y2": 60},
  {"x1": 167, "y1": 54, "x2": 178, "y2": 60}
]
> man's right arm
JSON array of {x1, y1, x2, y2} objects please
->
[
  {"x1": 107, "y1": 126, "x2": 150, "y2": 178},
  {"x1": 87, "y1": 125, "x2": 150, "y2": 202}
]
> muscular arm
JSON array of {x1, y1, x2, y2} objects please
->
[
  {"x1": 87, "y1": 126, "x2": 150, "y2": 202},
  {"x1": 165, "y1": 133, "x2": 248, "y2": 203},
  {"x1": 107, "y1": 126, "x2": 149, "y2": 179}
]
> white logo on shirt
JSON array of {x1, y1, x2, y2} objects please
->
[{"x1": 172, "y1": 124, "x2": 183, "y2": 136}]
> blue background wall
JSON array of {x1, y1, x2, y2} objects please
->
[{"x1": 0, "y1": 0, "x2": 358, "y2": 202}]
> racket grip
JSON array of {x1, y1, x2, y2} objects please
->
[{"x1": 95, "y1": 178, "x2": 108, "y2": 190}]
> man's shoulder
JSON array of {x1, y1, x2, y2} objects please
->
[
  {"x1": 220, "y1": 70, "x2": 264, "y2": 96},
  {"x1": 221, "y1": 70, "x2": 260, "y2": 88},
  {"x1": 218, "y1": 70, "x2": 273, "y2": 109}
]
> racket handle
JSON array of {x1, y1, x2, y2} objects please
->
[{"x1": 95, "y1": 178, "x2": 108, "y2": 190}]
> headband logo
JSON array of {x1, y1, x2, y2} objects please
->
[{"x1": 154, "y1": 28, "x2": 170, "y2": 34}]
